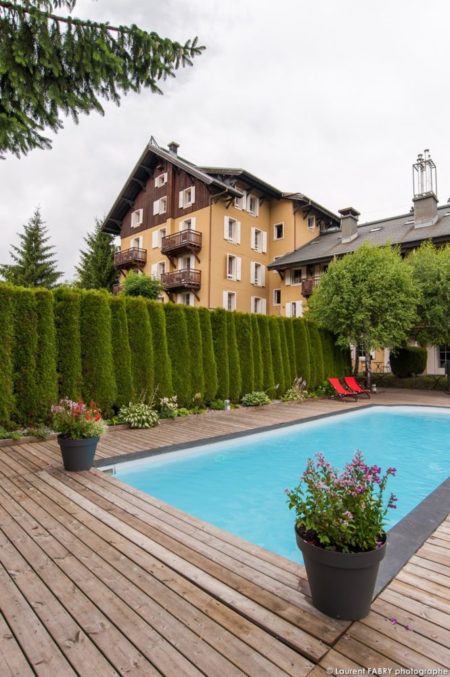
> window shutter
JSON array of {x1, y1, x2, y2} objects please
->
[
  {"x1": 261, "y1": 299, "x2": 267, "y2": 314},
  {"x1": 190, "y1": 217, "x2": 196, "y2": 230},
  {"x1": 250, "y1": 261, "x2": 256, "y2": 284},
  {"x1": 163, "y1": 172, "x2": 168, "y2": 184},
  {"x1": 285, "y1": 270, "x2": 291, "y2": 286},
  {"x1": 262, "y1": 231, "x2": 267, "y2": 253},
  {"x1": 286, "y1": 302, "x2": 292, "y2": 318},
  {"x1": 179, "y1": 190, "x2": 184, "y2": 208},
  {"x1": 298, "y1": 301, "x2": 304, "y2": 317},
  {"x1": 151, "y1": 263, "x2": 158, "y2": 278},
  {"x1": 153, "y1": 200, "x2": 159, "y2": 216},
  {"x1": 250, "y1": 296, "x2": 256, "y2": 313},
  {"x1": 261, "y1": 265, "x2": 266, "y2": 286},
  {"x1": 152, "y1": 230, "x2": 159, "y2": 248},
  {"x1": 236, "y1": 257, "x2": 242, "y2": 281},
  {"x1": 226, "y1": 254, "x2": 232, "y2": 280},
  {"x1": 138, "y1": 236, "x2": 143, "y2": 249},
  {"x1": 236, "y1": 220, "x2": 241, "y2": 244},
  {"x1": 251, "y1": 227, "x2": 256, "y2": 250},
  {"x1": 224, "y1": 217, "x2": 229, "y2": 240},
  {"x1": 223, "y1": 291, "x2": 228, "y2": 309},
  {"x1": 190, "y1": 187, "x2": 195, "y2": 205}
]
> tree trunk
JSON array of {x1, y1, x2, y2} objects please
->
[{"x1": 365, "y1": 349, "x2": 372, "y2": 389}]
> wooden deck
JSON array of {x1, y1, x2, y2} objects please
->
[{"x1": 0, "y1": 390, "x2": 449, "y2": 675}]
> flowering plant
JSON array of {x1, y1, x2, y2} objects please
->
[
  {"x1": 286, "y1": 451, "x2": 397, "y2": 553},
  {"x1": 51, "y1": 399, "x2": 107, "y2": 439}
]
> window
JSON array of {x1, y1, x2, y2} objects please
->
[
  {"x1": 251, "y1": 261, "x2": 265, "y2": 286},
  {"x1": 153, "y1": 197, "x2": 167, "y2": 215},
  {"x1": 180, "y1": 217, "x2": 196, "y2": 231},
  {"x1": 226, "y1": 254, "x2": 241, "y2": 281},
  {"x1": 307, "y1": 215, "x2": 316, "y2": 230},
  {"x1": 223, "y1": 291, "x2": 237, "y2": 311},
  {"x1": 273, "y1": 289, "x2": 281, "y2": 305},
  {"x1": 274, "y1": 223, "x2": 284, "y2": 240},
  {"x1": 234, "y1": 193, "x2": 245, "y2": 210},
  {"x1": 179, "y1": 186, "x2": 195, "y2": 208},
  {"x1": 179, "y1": 292, "x2": 194, "y2": 306},
  {"x1": 286, "y1": 301, "x2": 304, "y2": 318},
  {"x1": 154, "y1": 172, "x2": 167, "y2": 188},
  {"x1": 439, "y1": 345, "x2": 450, "y2": 369},
  {"x1": 251, "y1": 296, "x2": 267, "y2": 314},
  {"x1": 247, "y1": 194, "x2": 259, "y2": 216},
  {"x1": 292, "y1": 268, "x2": 302, "y2": 285},
  {"x1": 131, "y1": 209, "x2": 143, "y2": 228},
  {"x1": 224, "y1": 216, "x2": 241, "y2": 244},
  {"x1": 251, "y1": 227, "x2": 267, "y2": 253},
  {"x1": 151, "y1": 261, "x2": 166, "y2": 280},
  {"x1": 131, "y1": 236, "x2": 142, "y2": 249},
  {"x1": 151, "y1": 227, "x2": 166, "y2": 248}
]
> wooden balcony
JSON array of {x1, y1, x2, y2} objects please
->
[
  {"x1": 161, "y1": 229, "x2": 202, "y2": 256},
  {"x1": 112, "y1": 283, "x2": 124, "y2": 295},
  {"x1": 160, "y1": 268, "x2": 201, "y2": 292},
  {"x1": 114, "y1": 247, "x2": 147, "y2": 269},
  {"x1": 301, "y1": 277, "x2": 319, "y2": 298}
]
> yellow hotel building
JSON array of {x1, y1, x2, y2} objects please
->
[{"x1": 102, "y1": 138, "x2": 339, "y2": 317}]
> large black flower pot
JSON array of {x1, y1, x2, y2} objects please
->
[
  {"x1": 57, "y1": 436, "x2": 99, "y2": 471},
  {"x1": 295, "y1": 525, "x2": 386, "y2": 620}
]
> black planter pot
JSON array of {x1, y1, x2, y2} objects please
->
[
  {"x1": 295, "y1": 525, "x2": 386, "y2": 620},
  {"x1": 57, "y1": 435, "x2": 99, "y2": 471}
]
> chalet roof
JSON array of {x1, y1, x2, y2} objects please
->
[
  {"x1": 268, "y1": 204, "x2": 450, "y2": 270},
  {"x1": 198, "y1": 167, "x2": 282, "y2": 198}
]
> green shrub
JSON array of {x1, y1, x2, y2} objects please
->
[
  {"x1": 147, "y1": 301, "x2": 173, "y2": 399},
  {"x1": 34, "y1": 289, "x2": 58, "y2": 421},
  {"x1": 177, "y1": 407, "x2": 190, "y2": 416},
  {"x1": 284, "y1": 319, "x2": 297, "y2": 383},
  {"x1": 292, "y1": 318, "x2": 311, "y2": 387},
  {"x1": 235, "y1": 313, "x2": 254, "y2": 398},
  {"x1": 226, "y1": 312, "x2": 242, "y2": 402},
  {"x1": 211, "y1": 308, "x2": 229, "y2": 399},
  {"x1": 278, "y1": 319, "x2": 291, "y2": 393},
  {"x1": 158, "y1": 395, "x2": 178, "y2": 419},
  {"x1": 164, "y1": 303, "x2": 192, "y2": 407},
  {"x1": 80, "y1": 290, "x2": 116, "y2": 416},
  {"x1": 13, "y1": 288, "x2": 38, "y2": 424},
  {"x1": 251, "y1": 315, "x2": 264, "y2": 391},
  {"x1": 198, "y1": 308, "x2": 218, "y2": 403},
  {"x1": 241, "y1": 391, "x2": 271, "y2": 407},
  {"x1": 307, "y1": 322, "x2": 325, "y2": 389},
  {"x1": 390, "y1": 346, "x2": 427, "y2": 378},
  {"x1": 184, "y1": 306, "x2": 205, "y2": 403},
  {"x1": 110, "y1": 297, "x2": 134, "y2": 408},
  {"x1": 372, "y1": 373, "x2": 447, "y2": 391},
  {"x1": 126, "y1": 296, "x2": 154, "y2": 402},
  {"x1": 209, "y1": 399, "x2": 225, "y2": 410},
  {"x1": 0, "y1": 285, "x2": 16, "y2": 427},
  {"x1": 122, "y1": 271, "x2": 163, "y2": 299},
  {"x1": 320, "y1": 329, "x2": 335, "y2": 378},
  {"x1": 118, "y1": 401, "x2": 159, "y2": 428},
  {"x1": 257, "y1": 315, "x2": 275, "y2": 397},
  {"x1": 281, "y1": 382, "x2": 308, "y2": 402},
  {"x1": 268, "y1": 317, "x2": 285, "y2": 397},
  {"x1": 0, "y1": 426, "x2": 21, "y2": 440},
  {"x1": 54, "y1": 287, "x2": 82, "y2": 400}
]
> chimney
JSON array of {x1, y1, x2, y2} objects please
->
[
  {"x1": 168, "y1": 141, "x2": 179, "y2": 155},
  {"x1": 339, "y1": 207, "x2": 360, "y2": 243},
  {"x1": 412, "y1": 149, "x2": 438, "y2": 228}
]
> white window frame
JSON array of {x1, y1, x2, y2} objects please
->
[
  {"x1": 226, "y1": 254, "x2": 241, "y2": 281},
  {"x1": 223, "y1": 291, "x2": 237, "y2": 312},
  {"x1": 251, "y1": 227, "x2": 267, "y2": 253},
  {"x1": 251, "y1": 296, "x2": 267, "y2": 314},
  {"x1": 291, "y1": 268, "x2": 302, "y2": 285},
  {"x1": 224, "y1": 216, "x2": 241, "y2": 244},
  {"x1": 178, "y1": 292, "x2": 194, "y2": 306},
  {"x1": 152, "y1": 227, "x2": 166, "y2": 249},
  {"x1": 247, "y1": 194, "x2": 259, "y2": 216},
  {"x1": 130, "y1": 235, "x2": 143, "y2": 249},
  {"x1": 150, "y1": 261, "x2": 166, "y2": 280},
  {"x1": 251, "y1": 261, "x2": 265, "y2": 287},
  {"x1": 154, "y1": 172, "x2": 168, "y2": 188},
  {"x1": 307, "y1": 214, "x2": 316, "y2": 230},
  {"x1": 153, "y1": 197, "x2": 167, "y2": 215},
  {"x1": 273, "y1": 223, "x2": 284, "y2": 240},
  {"x1": 286, "y1": 301, "x2": 304, "y2": 318},
  {"x1": 273, "y1": 288, "x2": 281, "y2": 306},
  {"x1": 179, "y1": 186, "x2": 196, "y2": 209},
  {"x1": 234, "y1": 192, "x2": 246, "y2": 210},
  {"x1": 131, "y1": 209, "x2": 143, "y2": 228},
  {"x1": 179, "y1": 217, "x2": 196, "y2": 231}
]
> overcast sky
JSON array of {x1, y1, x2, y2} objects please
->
[{"x1": 2, "y1": 0, "x2": 450, "y2": 280}]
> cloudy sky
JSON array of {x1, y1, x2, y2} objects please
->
[{"x1": 2, "y1": 0, "x2": 450, "y2": 279}]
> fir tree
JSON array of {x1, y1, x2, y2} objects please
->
[
  {"x1": 0, "y1": 209, "x2": 62, "y2": 287},
  {"x1": 76, "y1": 220, "x2": 117, "y2": 290},
  {"x1": 0, "y1": 1, "x2": 205, "y2": 156}
]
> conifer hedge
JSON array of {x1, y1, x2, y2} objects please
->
[
  {"x1": 13, "y1": 288, "x2": 38, "y2": 423},
  {"x1": 126, "y1": 296, "x2": 154, "y2": 403},
  {"x1": 147, "y1": 301, "x2": 173, "y2": 399},
  {"x1": 293, "y1": 318, "x2": 311, "y2": 386},
  {"x1": 226, "y1": 312, "x2": 242, "y2": 402},
  {"x1": 198, "y1": 308, "x2": 218, "y2": 403},
  {"x1": 211, "y1": 308, "x2": 229, "y2": 399},
  {"x1": 164, "y1": 303, "x2": 192, "y2": 407},
  {"x1": 278, "y1": 319, "x2": 291, "y2": 392},
  {"x1": 307, "y1": 323, "x2": 325, "y2": 388},
  {"x1": 268, "y1": 317, "x2": 285, "y2": 396},
  {"x1": 54, "y1": 287, "x2": 82, "y2": 401},
  {"x1": 257, "y1": 315, "x2": 275, "y2": 396},
  {"x1": 284, "y1": 319, "x2": 297, "y2": 385},
  {"x1": 250, "y1": 314, "x2": 264, "y2": 391},
  {"x1": 34, "y1": 289, "x2": 58, "y2": 421},
  {"x1": 235, "y1": 313, "x2": 254, "y2": 397},
  {"x1": 80, "y1": 291, "x2": 116, "y2": 415},
  {"x1": 184, "y1": 306, "x2": 205, "y2": 402},
  {"x1": 110, "y1": 297, "x2": 134, "y2": 407},
  {"x1": 0, "y1": 286, "x2": 16, "y2": 426}
]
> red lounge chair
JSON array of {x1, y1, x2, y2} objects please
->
[
  {"x1": 344, "y1": 376, "x2": 371, "y2": 399},
  {"x1": 327, "y1": 377, "x2": 358, "y2": 401}
]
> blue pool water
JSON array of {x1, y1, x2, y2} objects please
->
[{"x1": 113, "y1": 406, "x2": 450, "y2": 562}]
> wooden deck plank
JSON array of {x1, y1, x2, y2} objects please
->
[{"x1": 0, "y1": 612, "x2": 34, "y2": 677}]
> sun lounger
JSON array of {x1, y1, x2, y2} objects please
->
[
  {"x1": 344, "y1": 376, "x2": 371, "y2": 399},
  {"x1": 327, "y1": 377, "x2": 358, "y2": 401}
]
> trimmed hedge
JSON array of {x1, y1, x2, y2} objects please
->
[
  {"x1": 34, "y1": 289, "x2": 58, "y2": 421},
  {"x1": 251, "y1": 315, "x2": 264, "y2": 391},
  {"x1": 164, "y1": 303, "x2": 192, "y2": 407},
  {"x1": 278, "y1": 320, "x2": 291, "y2": 392},
  {"x1": 148, "y1": 301, "x2": 173, "y2": 399},
  {"x1": 226, "y1": 312, "x2": 242, "y2": 402},
  {"x1": 293, "y1": 318, "x2": 311, "y2": 386},
  {"x1": 54, "y1": 287, "x2": 82, "y2": 400},
  {"x1": 110, "y1": 297, "x2": 134, "y2": 407},
  {"x1": 307, "y1": 323, "x2": 325, "y2": 389},
  {"x1": 211, "y1": 308, "x2": 230, "y2": 399},
  {"x1": 390, "y1": 346, "x2": 427, "y2": 378},
  {"x1": 198, "y1": 308, "x2": 218, "y2": 403},
  {"x1": 284, "y1": 319, "x2": 297, "y2": 384},
  {"x1": 257, "y1": 315, "x2": 275, "y2": 396},
  {"x1": 268, "y1": 317, "x2": 285, "y2": 396},
  {"x1": 126, "y1": 296, "x2": 154, "y2": 403},
  {"x1": 235, "y1": 313, "x2": 254, "y2": 397},
  {"x1": 184, "y1": 306, "x2": 205, "y2": 402},
  {"x1": 13, "y1": 288, "x2": 38, "y2": 423},
  {"x1": 80, "y1": 291, "x2": 116, "y2": 416},
  {"x1": 0, "y1": 286, "x2": 16, "y2": 426}
]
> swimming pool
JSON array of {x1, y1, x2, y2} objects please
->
[{"x1": 112, "y1": 406, "x2": 450, "y2": 562}]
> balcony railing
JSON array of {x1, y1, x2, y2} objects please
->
[
  {"x1": 160, "y1": 268, "x2": 201, "y2": 291},
  {"x1": 301, "y1": 276, "x2": 321, "y2": 298},
  {"x1": 114, "y1": 247, "x2": 147, "y2": 269},
  {"x1": 161, "y1": 229, "x2": 202, "y2": 256}
]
